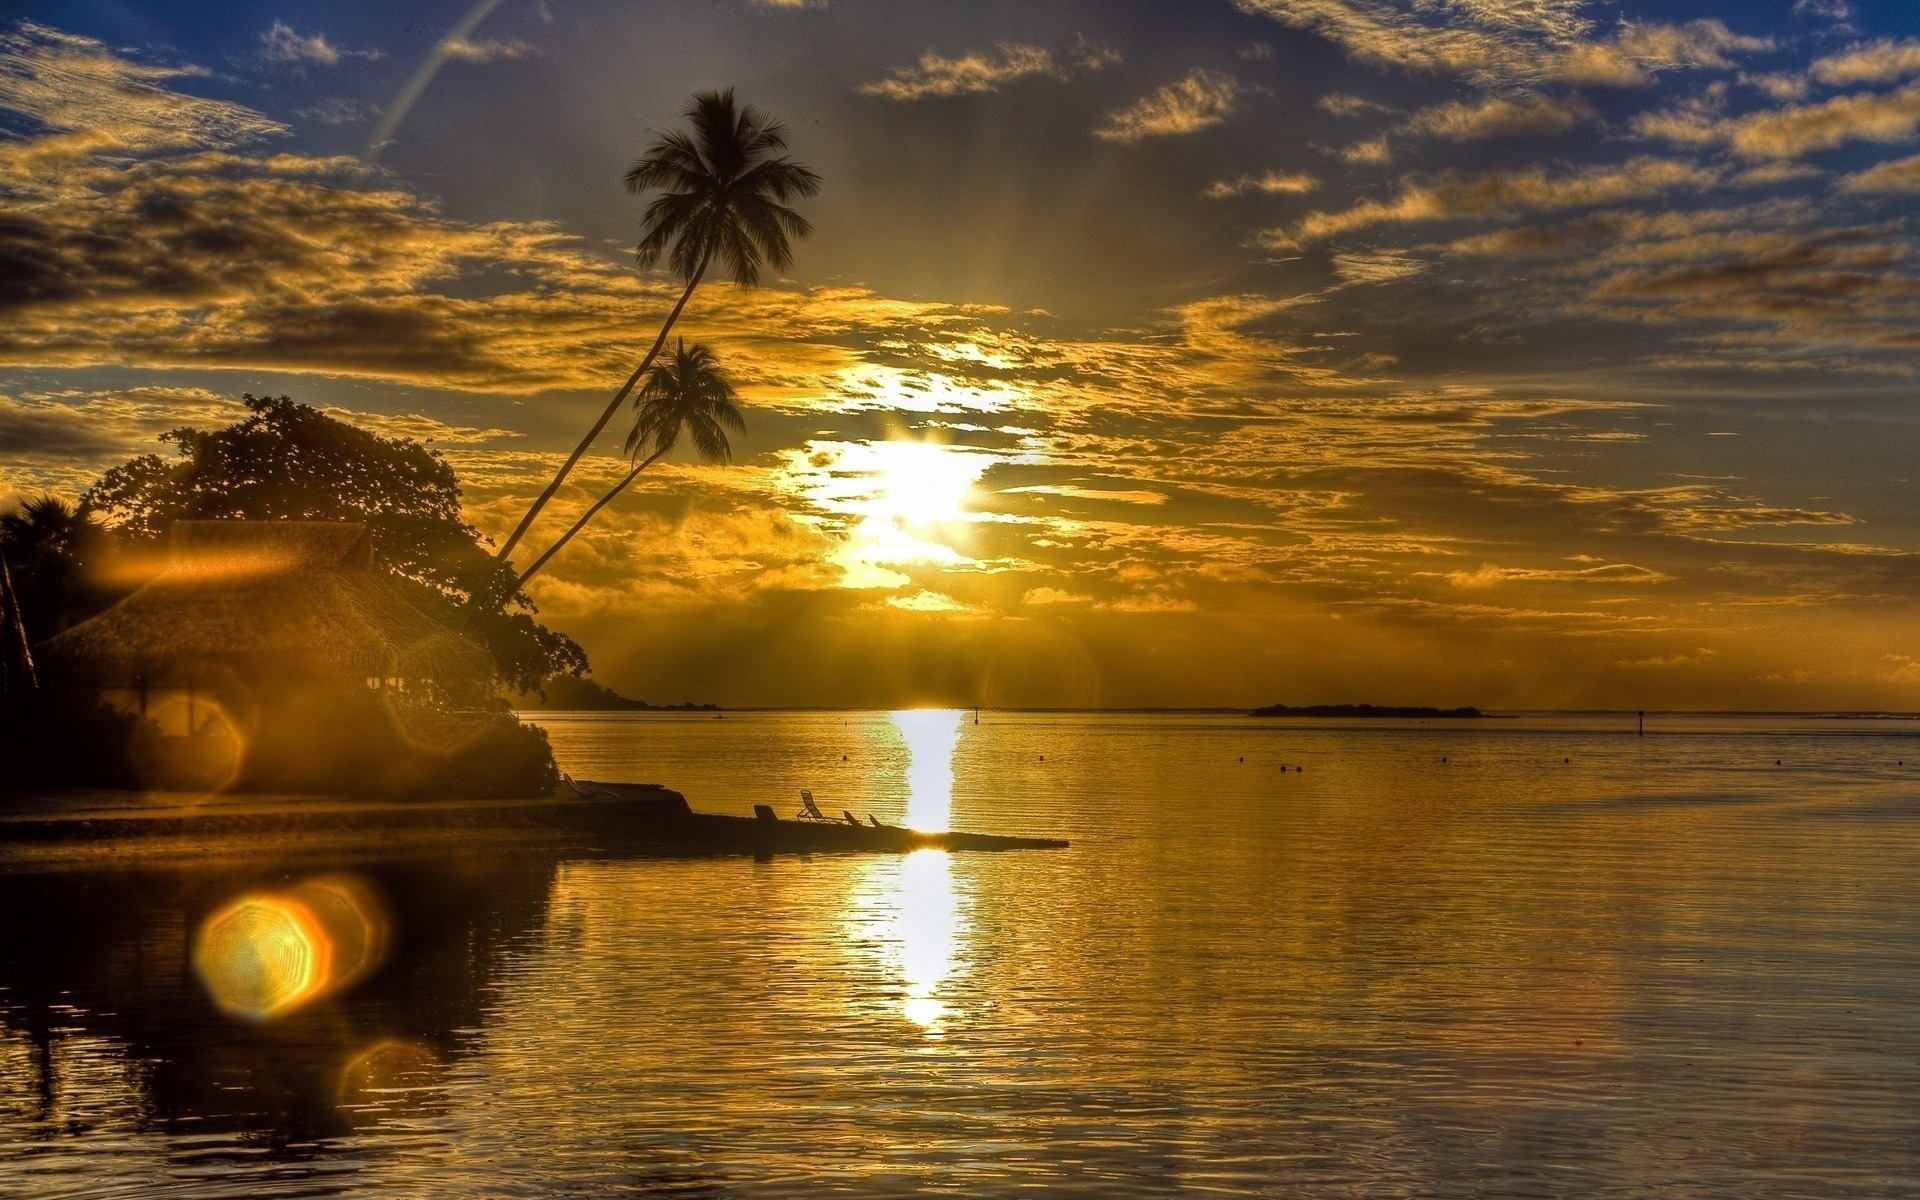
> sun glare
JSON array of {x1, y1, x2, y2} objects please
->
[
  {"x1": 822, "y1": 439, "x2": 988, "y2": 529},
  {"x1": 787, "y1": 439, "x2": 998, "y2": 587}
]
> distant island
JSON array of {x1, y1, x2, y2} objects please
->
[
  {"x1": 515, "y1": 676, "x2": 719, "y2": 712},
  {"x1": 1251, "y1": 703, "x2": 1484, "y2": 718}
]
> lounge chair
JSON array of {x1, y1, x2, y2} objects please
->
[{"x1": 796, "y1": 790, "x2": 831, "y2": 821}]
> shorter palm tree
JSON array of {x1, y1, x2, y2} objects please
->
[{"x1": 515, "y1": 340, "x2": 745, "y2": 587}]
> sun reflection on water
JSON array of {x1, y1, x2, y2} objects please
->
[
  {"x1": 897, "y1": 849, "x2": 964, "y2": 1030},
  {"x1": 851, "y1": 847, "x2": 971, "y2": 1035},
  {"x1": 892, "y1": 708, "x2": 962, "y2": 833},
  {"x1": 856, "y1": 710, "x2": 971, "y2": 1032}
]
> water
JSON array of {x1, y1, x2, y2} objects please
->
[{"x1": 4, "y1": 711, "x2": 1920, "y2": 1197}]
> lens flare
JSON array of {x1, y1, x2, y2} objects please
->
[
  {"x1": 363, "y1": 0, "x2": 510, "y2": 159},
  {"x1": 130, "y1": 695, "x2": 245, "y2": 792},
  {"x1": 893, "y1": 708, "x2": 962, "y2": 832},
  {"x1": 193, "y1": 874, "x2": 388, "y2": 1021},
  {"x1": 337, "y1": 1037, "x2": 442, "y2": 1123},
  {"x1": 193, "y1": 895, "x2": 330, "y2": 1019}
]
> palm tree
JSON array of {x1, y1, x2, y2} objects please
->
[
  {"x1": 0, "y1": 495, "x2": 103, "y2": 643},
  {"x1": 515, "y1": 340, "x2": 745, "y2": 587},
  {"x1": 496, "y1": 88, "x2": 819, "y2": 563}
]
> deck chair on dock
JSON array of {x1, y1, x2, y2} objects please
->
[{"x1": 797, "y1": 790, "x2": 831, "y2": 821}]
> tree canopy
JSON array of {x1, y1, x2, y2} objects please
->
[{"x1": 82, "y1": 395, "x2": 585, "y2": 691}]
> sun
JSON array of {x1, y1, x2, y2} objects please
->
[
  {"x1": 788, "y1": 437, "x2": 993, "y2": 532},
  {"x1": 859, "y1": 440, "x2": 986, "y2": 528},
  {"x1": 783, "y1": 438, "x2": 996, "y2": 587}
]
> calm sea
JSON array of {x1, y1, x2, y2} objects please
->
[{"x1": 4, "y1": 711, "x2": 1920, "y2": 1197}]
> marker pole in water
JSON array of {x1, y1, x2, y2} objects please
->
[{"x1": 1638, "y1": 709, "x2": 1644, "y2": 738}]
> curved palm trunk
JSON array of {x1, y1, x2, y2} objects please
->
[
  {"x1": 514, "y1": 446, "x2": 668, "y2": 588},
  {"x1": 495, "y1": 259, "x2": 710, "y2": 562}
]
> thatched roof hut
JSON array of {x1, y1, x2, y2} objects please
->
[{"x1": 42, "y1": 521, "x2": 493, "y2": 688}]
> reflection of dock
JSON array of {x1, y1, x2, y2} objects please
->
[{"x1": 0, "y1": 786, "x2": 1068, "y2": 863}]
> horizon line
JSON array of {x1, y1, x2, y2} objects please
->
[{"x1": 526, "y1": 705, "x2": 1920, "y2": 718}]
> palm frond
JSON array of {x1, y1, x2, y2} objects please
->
[
  {"x1": 687, "y1": 416, "x2": 731, "y2": 464},
  {"x1": 623, "y1": 88, "x2": 818, "y2": 287},
  {"x1": 732, "y1": 157, "x2": 822, "y2": 204}
]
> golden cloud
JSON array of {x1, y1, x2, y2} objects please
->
[
  {"x1": 859, "y1": 38, "x2": 1118, "y2": 101},
  {"x1": 1094, "y1": 70, "x2": 1250, "y2": 143},
  {"x1": 1231, "y1": 1, "x2": 1766, "y2": 88},
  {"x1": 1810, "y1": 39, "x2": 1920, "y2": 87},
  {"x1": 9, "y1": 20, "x2": 1920, "y2": 709},
  {"x1": 1205, "y1": 170, "x2": 1319, "y2": 199},
  {"x1": 1273, "y1": 156, "x2": 1721, "y2": 245},
  {"x1": 1639, "y1": 79, "x2": 1920, "y2": 159},
  {"x1": 1839, "y1": 151, "x2": 1920, "y2": 193},
  {"x1": 1401, "y1": 92, "x2": 1593, "y2": 140}
]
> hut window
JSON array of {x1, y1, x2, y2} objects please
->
[{"x1": 367, "y1": 677, "x2": 380, "y2": 689}]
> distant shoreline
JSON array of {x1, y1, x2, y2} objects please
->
[
  {"x1": 514, "y1": 677, "x2": 718, "y2": 712},
  {"x1": 1251, "y1": 703, "x2": 1485, "y2": 719}
]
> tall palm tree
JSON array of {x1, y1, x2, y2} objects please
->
[
  {"x1": 515, "y1": 340, "x2": 745, "y2": 587},
  {"x1": 496, "y1": 88, "x2": 819, "y2": 563}
]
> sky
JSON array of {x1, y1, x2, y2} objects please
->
[{"x1": 2, "y1": 0, "x2": 1918, "y2": 709}]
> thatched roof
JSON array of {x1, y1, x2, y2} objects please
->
[{"x1": 43, "y1": 521, "x2": 493, "y2": 685}]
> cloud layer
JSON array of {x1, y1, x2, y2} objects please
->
[{"x1": 4, "y1": 11, "x2": 1920, "y2": 708}]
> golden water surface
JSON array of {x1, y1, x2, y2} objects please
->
[{"x1": 3, "y1": 711, "x2": 1918, "y2": 1197}]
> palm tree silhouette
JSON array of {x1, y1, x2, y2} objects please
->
[
  {"x1": 1, "y1": 496, "x2": 103, "y2": 645},
  {"x1": 496, "y1": 89, "x2": 818, "y2": 564},
  {"x1": 514, "y1": 340, "x2": 745, "y2": 587}
]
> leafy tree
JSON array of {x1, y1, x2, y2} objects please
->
[
  {"x1": 515, "y1": 339, "x2": 745, "y2": 586},
  {"x1": 496, "y1": 88, "x2": 819, "y2": 563},
  {"x1": 84, "y1": 395, "x2": 585, "y2": 691}
]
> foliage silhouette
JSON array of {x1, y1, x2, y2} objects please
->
[{"x1": 84, "y1": 395, "x2": 585, "y2": 691}]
